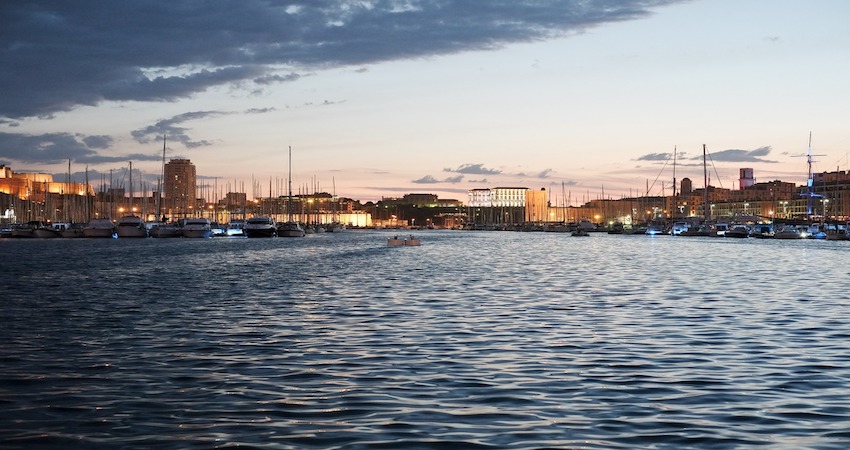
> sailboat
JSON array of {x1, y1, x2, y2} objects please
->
[
  {"x1": 277, "y1": 146, "x2": 306, "y2": 237},
  {"x1": 116, "y1": 161, "x2": 149, "y2": 237}
]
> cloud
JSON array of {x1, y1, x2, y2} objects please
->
[
  {"x1": 413, "y1": 175, "x2": 440, "y2": 184},
  {"x1": 635, "y1": 152, "x2": 672, "y2": 161},
  {"x1": 412, "y1": 174, "x2": 465, "y2": 184},
  {"x1": 245, "y1": 107, "x2": 276, "y2": 114},
  {"x1": 131, "y1": 111, "x2": 231, "y2": 148},
  {"x1": 0, "y1": 131, "x2": 158, "y2": 165},
  {"x1": 698, "y1": 146, "x2": 776, "y2": 163},
  {"x1": 445, "y1": 163, "x2": 502, "y2": 175},
  {"x1": 0, "y1": 119, "x2": 20, "y2": 127},
  {"x1": 1, "y1": 1, "x2": 686, "y2": 118}
]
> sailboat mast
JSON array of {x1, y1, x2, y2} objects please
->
[
  {"x1": 703, "y1": 144, "x2": 709, "y2": 221},
  {"x1": 287, "y1": 146, "x2": 293, "y2": 221}
]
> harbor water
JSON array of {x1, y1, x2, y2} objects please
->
[{"x1": 2, "y1": 230, "x2": 850, "y2": 449}]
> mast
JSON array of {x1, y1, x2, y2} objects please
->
[
  {"x1": 128, "y1": 161, "x2": 133, "y2": 215},
  {"x1": 287, "y1": 146, "x2": 293, "y2": 222},
  {"x1": 703, "y1": 144, "x2": 710, "y2": 221}
]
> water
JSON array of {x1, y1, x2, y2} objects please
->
[{"x1": 2, "y1": 231, "x2": 850, "y2": 449}]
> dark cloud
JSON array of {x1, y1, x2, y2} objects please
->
[
  {"x1": 412, "y1": 174, "x2": 465, "y2": 184},
  {"x1": 82, "y1": 135, "x2": 113, "y2": 149},
  {"x1": 697, "y1": 146, "x2": 776, "y2": 163},
  {"x1": 445, "y1": 163, "x2": 502, "y2": 175},
  {"x1": 412, "y1": 175, "x2": 440, "y2": 184},
  {"x1": 1, "y1": 1, "x2": 684, "y2": 118},
  {"x1": 0, "y1": 119, "x2": 20, "y2": 127},
  {"x1": 0, "y1": 131, "x2": 159, "y2": 165},
  {"x1": 131, "y1": 111, "x2": 231, "y2": 148}
]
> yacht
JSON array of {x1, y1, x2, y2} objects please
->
[
  {"x1": 226, "y1": 220, "x2": 245, "y2": 237},
  {"x1": 116, "y1": 215, "x2": 148, "y2": 238},
  {"x1": 181, "y1": 218, "x2": 213, "y2": 238},
  {"x1": 149, "y1": 221, "x2": 182, "y2": 238},
  {"x1": 724, "y1": 225, "x2": 750, "y2": 238},
  {"x1": 773, "y1": 225, "x2": 801, "y2": 240},
  {"x1": 244, "y1": 217, "x2": 277, "y2": 238},
  {"x1": 277, "y1": 221, "x2": 306, "y2": 237},
  {"x1": 83, "y1": 218, "x2": 116, "y2": 238}
]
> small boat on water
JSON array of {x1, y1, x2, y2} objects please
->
[
  {"x1": 388, "y1": 234, "x2": 421, "y2": 246},
  {"x1": 571, "y1": 228, "x2": 589, "y2": 236},
  {"x1": 116, "y1": 215, "x2": 148, "y2": 238},
  {"x1": 244, "y1": 217, "x2": 277, "y2": 238},
  {"x1": 181, "y1": 218, "x2": 213, "y2": 238},
  {"x1": 83, "y1": 218, "x2": 116, "y2": 238},
  {"x1": 277, "y1": 221, "x2": 306, "y2": 237}
]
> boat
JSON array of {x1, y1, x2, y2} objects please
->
[
  {"x1": 83, "y1": 218, "x2": 116, "y2": 238},
  {"x1": 226, "y1": 220, "x2": 245, "y2": 237},
  {"x1": 115, "y1": 215, "x2": 148, "y2": 238},
  {"x1": 210, "y1": 222, "x2": 226, "y2": 237},
  {"x1": 244, "y1": 216, "x2": 277, "y2": 238},
  {"x1": 607, "y1": 222, "x2": 624, "y2": 234},
  {"x1": 750, "y1": 224, "x2": 774, "y2": 239},
  {"x1": 724, "y1": 225, "x2": 750, "y2": 238},
  {"x1": 277, "y1": 146, "x2": 305, "y2": 238},
  {"x1": 277, "y1": 221, "x2": 306, "y2": 237},
  {"x1": 679, "y1": 224, "x2": 712, "y2": 237},
  {"x1": 149, "y1": 221, "x2": 182, "y2": 238},
  {"x1": 671, "y1": 221, "x2": 689, "y2": 236},
  {"x1": 11, "y1": 221, "x2": 44, "y2": 238},
  {"x1": 388, "y1": 234, "x2": 421, "y2": 246},
  {"x1": 711, "y1": 222, "x2": 730, "y2": 237},
  {"x1": 33, "y1": 222, "x2": 69, "y2": 238},
  {"x1": 571, "y1": 228, "x2": 589, "y2": 236},
  {"x1": 60, "y1": 223, "x2": 86, "y2": 238},
  {"x1": 773, "y1": 225, "x2": 801, "y2": 240},
  {"x1": 645, "y1": 223, "x2": 667, "y2": 236},
  {"x1": 181, "y1": 218, "x2": 213, "y2": 238}
]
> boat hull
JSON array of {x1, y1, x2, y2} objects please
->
[{"x1": 244, "y1": 227, "x2": 276, "y2": 238}]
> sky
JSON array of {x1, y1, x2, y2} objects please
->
[{"x1": 2, "y1": 0, "x2": 849, "y2": 203}]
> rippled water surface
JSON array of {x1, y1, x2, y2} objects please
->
[{"x1": 2, "y1": 230, "x2": 850, "y2": 449}]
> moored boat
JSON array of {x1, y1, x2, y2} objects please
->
[
  {"x1": 244, "y1": 217, "x2": 276, "y2": 238},
  {"x1": 60, "y1": 223, "x2": 86, "y2": 238},
  {"x1": 226, "y1": 220, "x2": 245, "y2": 237},
  {"x1": 181, "y1": 218, "x2": 213, "y2": 238},
  {"x1": 33, "y1": 222, "x2": 69, "y2": 238},
  {"x1": 773, "y1": 225, "x2": 801, "y2": 240},
  {"x1": 724, "y1": 225, "x2": 750, "y2": 238},
  {"x1": 149, "y1": 222, "x2": 182, "y2": 238},
  {"x1": 116, "y1": 215, "x2": 148, "y2": 238},
  {"x1": 83, "y1": 218, "x2": 116, "y2": 238},
  {"x1": 277, "y1": 221, "x2": 306, "y2": 237}
]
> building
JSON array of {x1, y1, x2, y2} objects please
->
[
  {"x1": 163, "y1": 159, "x2": 197, "y2": 215},
  {"x1": 739, "y1": 168, "x2": 755, "y2": 190}
]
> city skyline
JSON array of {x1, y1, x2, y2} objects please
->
[{"x1": 1, "y1": 1, "x2": 849, "y2": 203}]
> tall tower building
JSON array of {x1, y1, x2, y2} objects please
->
[
  {"x1": 164, "y1": 159, "x2": 196, "y2": 214},
  {"x1": 739, "y1": 168, "x2": 755, "y2": 190},
  {"x1": 680, "y1": 178, "x2": 693, "y2": 195}
]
